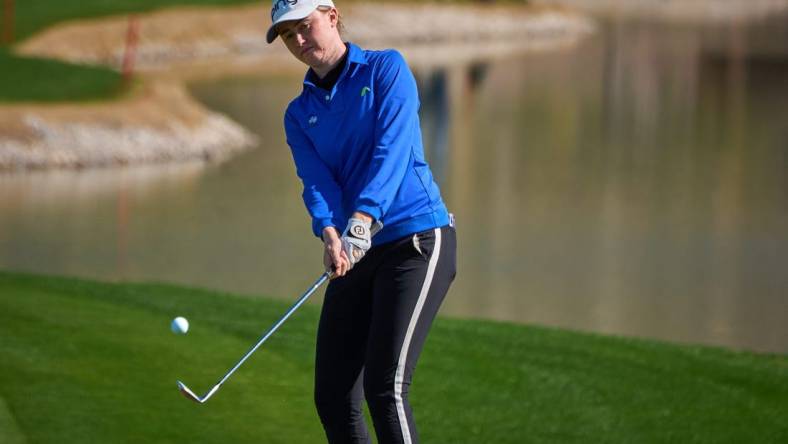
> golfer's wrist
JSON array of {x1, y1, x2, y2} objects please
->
[
  {"x1": 351, "y1": 211, "x2": 373, "y2": 224},
  {"x1": 322, "y1": 226, "x2": 340, "y2": 243}
]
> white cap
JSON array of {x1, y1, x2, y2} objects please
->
[{"x1": 266, "y1": 0, "x2": 335, "y2": 44}]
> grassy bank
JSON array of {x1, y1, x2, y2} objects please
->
[
  {"x1": 2, "y1": 1, "x2": 260, "y2": 103},
  {"x1": 0, "y1": 49, "x2": 123, "y2": 102},
  {"x1": 0, "y1": 271, "x2": 786, "y2": 443}
]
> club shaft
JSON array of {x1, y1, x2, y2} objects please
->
[{"x1": 212, "y1": 272, "x2": 330, "y2": 390}]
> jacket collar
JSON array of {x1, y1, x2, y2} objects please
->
[{"x1": 303, "y1": 41, "x2": 367, "y2": 87}]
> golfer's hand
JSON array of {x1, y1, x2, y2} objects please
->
[
  {"x1": 323, "y1": 227, "x2": 350, "y2": 278},
  {"x1": 341, "y1": 217, "x2": 372, "y2": 270}
]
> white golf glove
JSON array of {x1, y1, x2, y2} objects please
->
[{"x1": 341, "y1": 218, "x2": 373, "y2": 269}]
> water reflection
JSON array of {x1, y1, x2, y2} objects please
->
[
  {"x1": 430, "y1": 15, "x2": 787, "y2": 353},
  {"x1": 416, "y1": 69, "x2": 450, "y2": 183},
  {"x1": 0, "y1": 162, "x2": 206, "y2": 277},
  {"x1": 1, "y1": 16, "x2": 786, "y2": 353},
  {"x1": 416, "y1": 62, "x2": 489, "y2": 185}
]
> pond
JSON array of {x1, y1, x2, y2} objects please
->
[{"x1": 1, "y1": 14, "x2": 786, "y2": 353}]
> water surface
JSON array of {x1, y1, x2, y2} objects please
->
[{"x1": 2, "y1": 16, "x2": 787, "y2": 353}]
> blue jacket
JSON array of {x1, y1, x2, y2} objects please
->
[{"x1": 284, "y1": 42, "x2": 450, "y2": 245}]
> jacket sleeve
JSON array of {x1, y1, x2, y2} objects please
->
[
  {"x1": 285, "y1": 108, "x2": 344, "y2": 238},
  {"x1": 353, "y1": 50, "x2": 419, "y2": 222}
]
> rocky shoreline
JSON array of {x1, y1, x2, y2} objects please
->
[
  {"x1": 0, "y1": 80, "x2": 257, "y2": 171},
  {"x1": 0, "y1": 83, "x2": 255, "y2": 170},
  {"x1": 1, "y1": 3, "x2": 595, "y2": 171}
]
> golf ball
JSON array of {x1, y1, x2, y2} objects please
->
[{"x1": 171, "y1": 317, "x2": 189, "y2": 335}]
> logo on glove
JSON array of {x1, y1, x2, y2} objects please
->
[{"x1": 352, "y1": 225, "x2": 366, "y2": 237}]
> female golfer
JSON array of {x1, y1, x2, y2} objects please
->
[{"x1": 267, "y1": 1, "x2": 456, "y2": 443}]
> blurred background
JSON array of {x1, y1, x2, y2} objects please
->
[{"x1": 1, "y1": 0, "x2": 787, "y2": 354}]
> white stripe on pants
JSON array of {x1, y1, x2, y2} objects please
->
[{"x1": 394, "y1": 227, "x2": 442, "y2": 444}]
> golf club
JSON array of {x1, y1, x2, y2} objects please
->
[
  {"x1": 177, "y1": 271, "x2": 330, "y2": 404},
  {"x1": 177, "y1": 220, "x2": 381, "y2": 404}
]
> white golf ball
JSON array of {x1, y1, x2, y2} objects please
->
[{"x1": 171, "y1": 316, "x2": 189, "y2": 335}]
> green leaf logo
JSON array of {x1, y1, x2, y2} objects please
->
[{"x1": 360, "y1": 86, "x2": 371, "y2": 97}]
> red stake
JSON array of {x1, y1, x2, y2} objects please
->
[
  {"x1": 2, "y1": 0, "x2": 15, "y2": 44},
  {"x1": 121, "y1": 15, "x2": 140, "y2": 86}
]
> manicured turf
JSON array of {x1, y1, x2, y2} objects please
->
[
  {"x1": 1, "y1": 1, "x2": 260, "y2": 103},
  {"x1": 0, "y1": 271, "x2": 786, "y2": 443},
  {"x1": 0, "y1": 49, "x2": 123, "y2": 102}
]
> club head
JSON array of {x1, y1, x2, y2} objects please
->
[{"x1": 177, "y1": 380, "x2": 205, "y2": 403}]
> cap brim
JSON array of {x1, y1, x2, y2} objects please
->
[
  {"x1": 266, "y1": 7, "x2": 318, "y2": 44},
  {"x1": 266, "y1": 26, "x2": 279, "y2": 44}
]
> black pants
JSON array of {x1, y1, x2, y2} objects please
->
[{"x1": 314, "y1": 225, "x2": 457, "y2": 444}]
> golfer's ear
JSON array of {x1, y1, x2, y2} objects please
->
[{"x1": 328, "y1": 8, "x2": 338, "y2": 26}]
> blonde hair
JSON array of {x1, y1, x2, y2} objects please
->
[{"x1": 317, "y1": 5, "x2": 345, "y2": 36}]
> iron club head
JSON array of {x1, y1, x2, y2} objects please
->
[
  {"x1": 175, "y1": 272, "x2": 332, "y2": 405},
  {"x1": 177, "y1": 381, "x2": 221, "y2": 404},
  {"x1": 177, "y1": 381, "x2": 206, "y2": 403}
]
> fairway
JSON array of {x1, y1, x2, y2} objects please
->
[
  {"x1": 0, "y1": 271, "x2": 786, "y2": 443},
  {"x1": 0, "y1": 49, "x2": 123, "y2": 102},
  {"x1": 2, "y1": 1, "x2": 262, "y2": 103}
]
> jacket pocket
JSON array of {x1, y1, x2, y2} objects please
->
[{"x1": 411, "y1": 229, "x2": 435, "y2": 260}]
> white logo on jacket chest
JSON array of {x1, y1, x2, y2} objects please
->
[{"x1": 308, "y1": 115, "x2": 318, "y2": 127}]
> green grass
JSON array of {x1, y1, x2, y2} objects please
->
[
  {"x1": 0, "y1": 270, "x2": 786, "y2": 443},
  {"x1": 0, "y1": 48, "x2": 124, "y2": 102},
  {"x1": 2, "y1": 0, "x2": 261, "y2": 103}
]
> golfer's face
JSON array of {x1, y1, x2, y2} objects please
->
[{"x1": 278, "y1": 10, "x2": 335, "y2": 68}]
